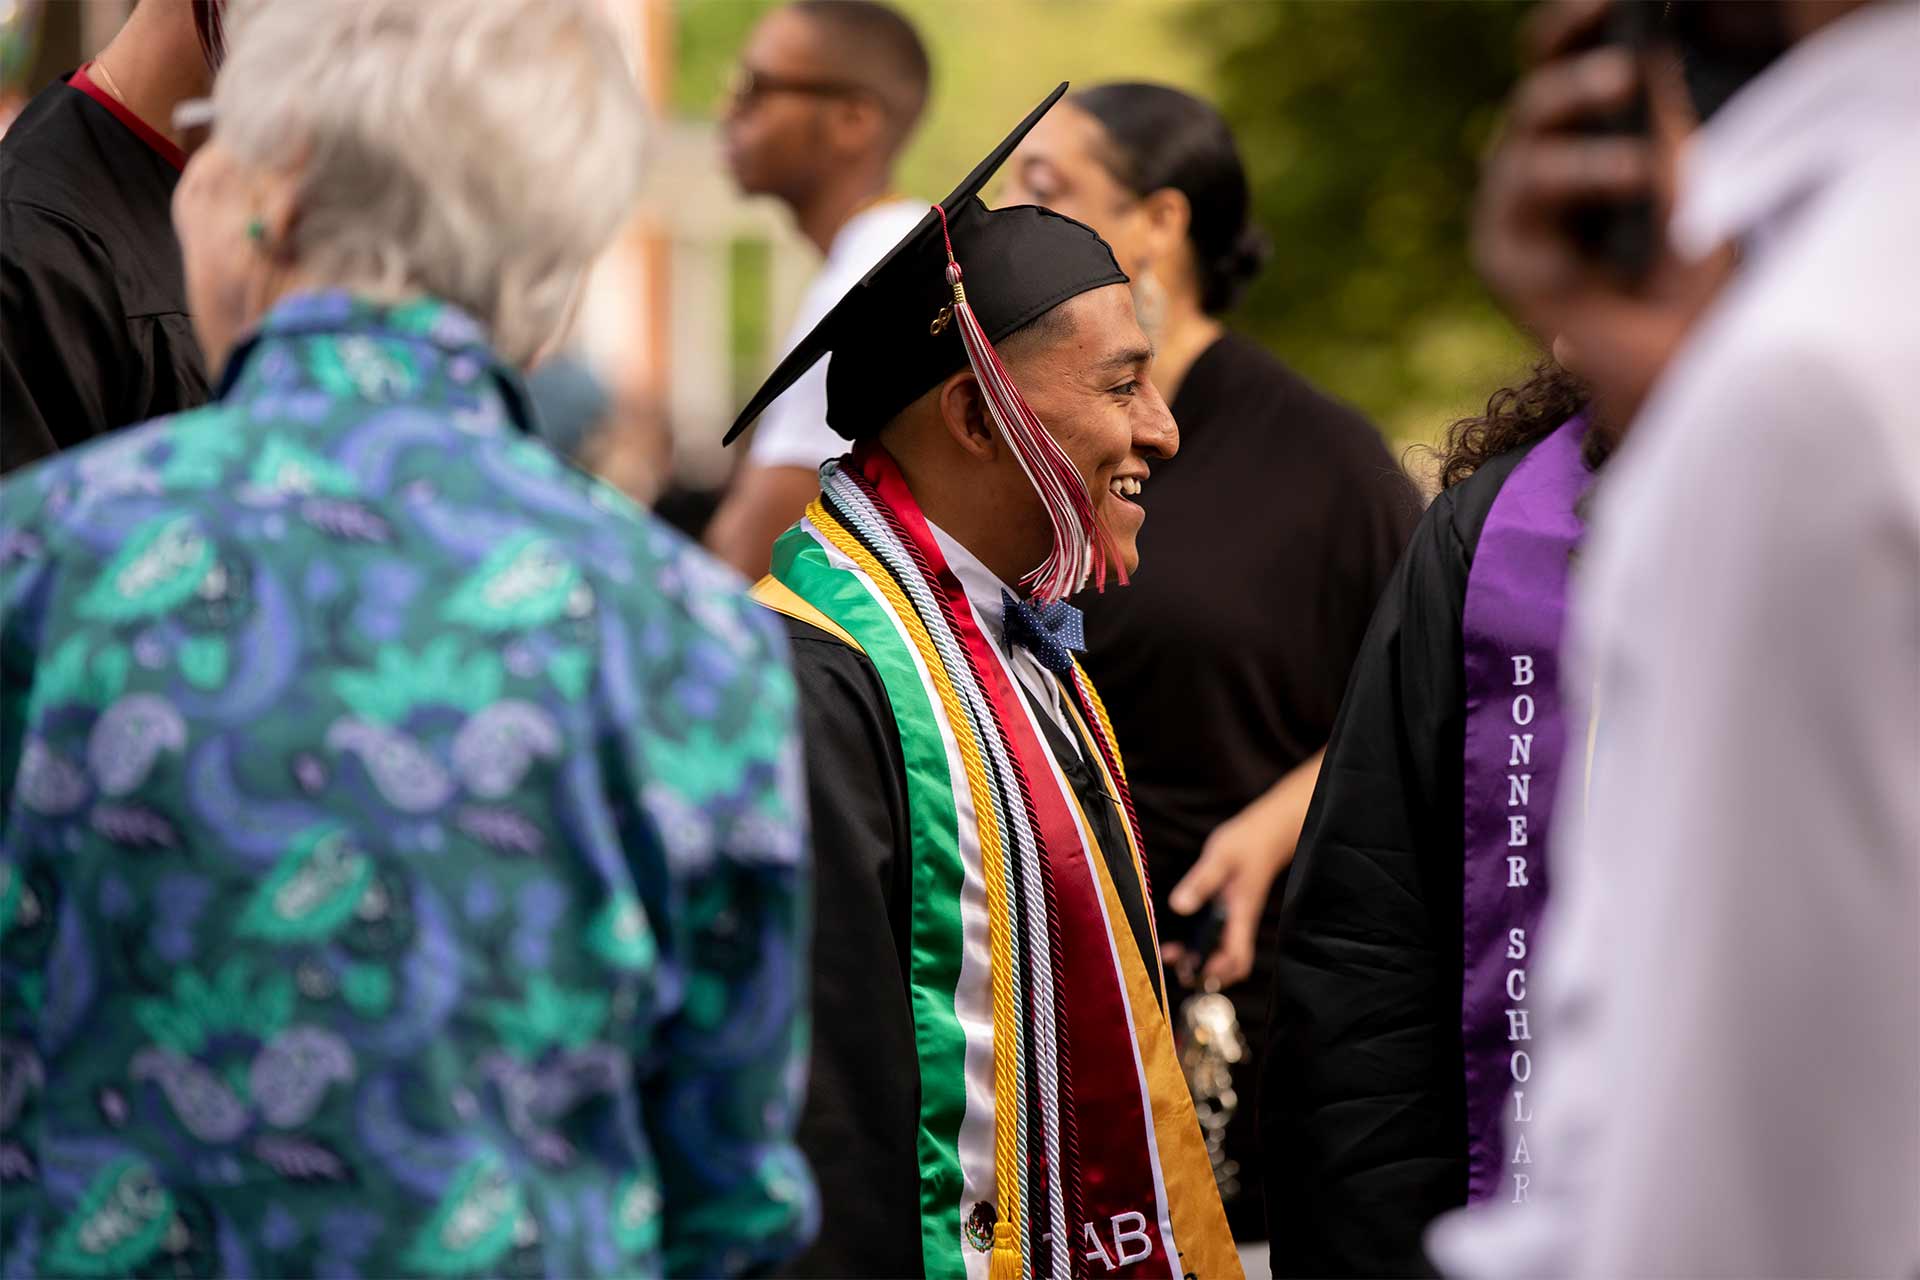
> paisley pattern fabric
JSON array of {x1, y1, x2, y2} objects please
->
[{"x1": 0, "y1": 292, "x2": 815, "y2": 1278}]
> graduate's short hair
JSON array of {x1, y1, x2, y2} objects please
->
[{"x1": 212, "y1": 0, "x2": 647, "y2": 366}]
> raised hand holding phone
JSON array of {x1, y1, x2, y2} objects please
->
[
  {"x1": 1563, "y1": 0, "x2": 1659, "y2": 280},
  {"x1": 1473, "y1": 0, "x2": 1734, "y2": 428}
]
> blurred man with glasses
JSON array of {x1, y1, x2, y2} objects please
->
[{"x1": 705, "y1": 0, "x2": 930, "y2": 580}]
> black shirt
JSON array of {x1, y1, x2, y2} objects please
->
[
  {"x1": 1, "y1": 74, "x2": 208, "y2": 473},
  {"x1": 1076, "y1": 331, "x2": 1417, "y2": 1235},
  {"x1": 1080, "y1": 332, "x2": 1417, "y2": 881},
  {"x1": 1260, "y1": 441, "x2": 1535, "y2": 1277}
]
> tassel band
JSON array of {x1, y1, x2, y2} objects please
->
[{"x1": 932, "y1": 203, "x2": 1127, "y2": 603}]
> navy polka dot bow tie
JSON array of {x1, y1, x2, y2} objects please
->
[{"x1": 1001, "y1": 589, "x2": 1086, "y2": 676}]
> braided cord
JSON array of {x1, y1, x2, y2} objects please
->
[
  {"x1": 827, "y1": 472, "x2": 1075, "y2": 1274},
  {"x1": 1067, "y1": 662, "x2": 1152, "y2": 923},
  {"x1": 807, "y1": 497, "x2": 1029, "y2": 1275}
]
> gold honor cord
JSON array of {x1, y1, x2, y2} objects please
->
[{"x1": 805, "y1": 500, "x2": 1028, "y2": 1278}]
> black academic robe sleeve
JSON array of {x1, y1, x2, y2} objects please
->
[
  {"x1": 1259, "y1": 487, "x2": 1474, "y2": 1278},
  {"x1": 1, "y1": 203, "x2": 127, "y2": 471},
  {"x1": 778, "y1": 621, "x2": 926, "y2": 1279}
]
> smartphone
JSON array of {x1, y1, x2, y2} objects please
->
[
  {"x1": 1664, "y1": 1, "x2": 1793, "y2": 124},
  {"x1": 1563, "y1": 0, "x2": 1659, "y2": 281}
]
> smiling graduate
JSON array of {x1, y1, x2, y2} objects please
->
[{"x1": 730, "y1": 85, "x2": 1238, "y2": 1280}]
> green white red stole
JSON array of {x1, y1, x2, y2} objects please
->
[{"x1": 763, "y1": 445, "x2": 1238, "y2": 1280}]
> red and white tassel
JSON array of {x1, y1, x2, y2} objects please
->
[{"x1": 935, "y1": 205, "x2": 1127, "y2": 604}]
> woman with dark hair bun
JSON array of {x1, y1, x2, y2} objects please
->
[
  {"x1": 1002, "y1": 81, "x2": 1419, "y2": 1251},
  {"x1": 1070, "y1": 81, "x2": 1272, "y2": 317}
]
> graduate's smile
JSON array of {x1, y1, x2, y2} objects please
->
[
  {"x1": 1104, "y1": 467, "x2": 1150, "y2": 521},
  {"x1": 980, "y1": 285, "x2": 1175, "y2": 583}
]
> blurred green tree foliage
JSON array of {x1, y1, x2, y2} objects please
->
[{"x1": 1204, "y1": 1, "x2": 1536, "y2": 446}]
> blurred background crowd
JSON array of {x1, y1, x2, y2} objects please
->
[
  {"x1": 1, "y1": 0, "x2": 1913, "y2": 1274},
  {"x1": 0, "y1": 0, "x2": 1542, "y2": 511}
]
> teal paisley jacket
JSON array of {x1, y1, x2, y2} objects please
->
[{"x1": 0, "y1": 292, "x2": 816, "y2": 1278}]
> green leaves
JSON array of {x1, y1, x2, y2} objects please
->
[
  {"x1": 400, "y1": 1154, "x2": 524, "y2": 1276},
  {"x1": 331, "y1": 636, "x2": 504, "y2": 725},
  {"x1": 237, "y1": 826, "x2": 376, "y2": 944},
  {"x1": 0, "y1": 862, "x2": 23, "y2": 949},
  {"x1": 442, "y1": 534, "x2": 585, "y2": 633},
  {"x1": 158, "y1": 409, "x2": 248, "y2": 489},
  {"x1": 1204, "y1": 0, "x2": 1533, "y2": 440},
  {"x1": 486, "y1": 976, "x2": 610, "y2": 1062},
  {"x1": 648, "y1": 714, "x2": 788, "y2": 807},
  {"x1": 611, "y1": 1174, "x2": 662, "y2": 1257},
  {"x1": 308, "y1": 335, "x2": 420, "y2": 403},
  {"x1": 177, "y1": 635, "x2": 229, "y2": 691},
  {"x1": 340, "y1": 963, "x2": 395, "y2": 1017},
  {"x1": 133, "y1": 958, "x2": 295, "y2": 1056},
  {"x1": 77, "y1": 515, "x2": 216, "y2": 623},
  {"x1": 587, "y1": 893, "x2": 657, "y2": 973},
  {"x1": 248, "y1": 437, "x2": 359, "y2": 498},
  {"x1": 25, "y1": 636, "x2": 129, "y2": 723},
  {"x1": 545, "y1": 646, "x2": 593, "y2": 702},
  {"x1": 683, "y1": 972, "x2": 728, "y2": 1031},
  {"x1": 43, "y1": 1157, "x2": 177, "y2": 1277}
]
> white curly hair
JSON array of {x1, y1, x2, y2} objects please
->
[{"x1": 211, "y1": 0, "x2": 648, "y2": 364}]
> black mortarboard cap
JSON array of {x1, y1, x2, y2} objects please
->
[{"x1": 723, "y1": 83, "x2": 1128, "y2": 446}]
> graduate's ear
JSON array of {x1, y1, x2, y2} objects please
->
[{"x1": 935, "y1": 368, "x2": 998, "y2": 462}]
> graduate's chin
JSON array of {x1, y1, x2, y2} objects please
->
[
  {"x1": 1097, "y1": 501, "x2": 1144, "y2": 580},
  {"x1": 1105, "y1": 492, "x2": 1146, "y2": 536}
]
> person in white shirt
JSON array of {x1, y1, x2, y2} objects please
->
[
  {"x1": 705, "y1": 0, "x2": 930, "y2": 578},
  {"x1": 1428, "y1": 1, "x2": 1920, "y2": 1275}
]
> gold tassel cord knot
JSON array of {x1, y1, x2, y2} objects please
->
[{"x1": 988, "y1": 1221, "x2": 1022, "y2": 1280}]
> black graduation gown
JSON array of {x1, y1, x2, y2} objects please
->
[
  {"x1": 1078, "y1": 332, "x2": 1418, "y2": 1236},
  {"x1": 1259, "y1": 442, "x2": 1535, "y2": 1278},
  {"x1": 1, "y1": 76, "x2": 208, "y2": 473},
  {"x1": 776, "y1": 614, "x2": 1154, "y2": 1279}
]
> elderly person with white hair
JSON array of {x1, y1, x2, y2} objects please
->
[{"x1": 0, "y1": 0, "x2": 816, "y2": 1276}]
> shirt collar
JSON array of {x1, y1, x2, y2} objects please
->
[
  {"x1": 1673, "y1": 2, "x2": 1920, "y2": 260},
  {"x1": 216, "y1": 289, "x2": 535, "y2": 433},
  {"x1": 67, "y1": 64, "x2": 187, "y2": 172},
  {"x1": 824, "y1": 196, "x2": 918, "y2": 268},
  {"x1": 926, "y1": 517, "x2": 1018, "y2": 648},
  {"x1": 240, "y1": 289, "x2": 494, "y2": 353}
]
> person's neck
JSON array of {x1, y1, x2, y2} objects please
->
[
  {"x1": 93, "y1": 5, "x2": 211, "y2": 152},
  {"x1": 791, "y1": 164, "x2": 894, "y2": 257},
  {"x1": 884, "y1": 440, "x2": 1035, "y2": 591},
  {"x1": 1147, "y1": 292, "x2": 1224, "y2": 407}
]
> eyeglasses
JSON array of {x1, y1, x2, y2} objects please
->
[{"x1": 725, "y1": 67, "x2": 876, "y2": 111}]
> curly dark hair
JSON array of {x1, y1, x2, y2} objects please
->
[{"x1": 1436, "y1": 360, "x2": 1601, "y2": 490}]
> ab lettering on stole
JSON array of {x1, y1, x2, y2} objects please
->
[
  {"x1": 1505, "y1": 653, "x2": 1535, "y2": 1205},
  {"x1": 1033, "y1": 1213, "x2": 1155, "y2": 1272},
  {"x1": 1078, "y1": 1212, "x2": 1154, "y2": 1271}
]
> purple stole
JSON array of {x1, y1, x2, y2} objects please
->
[{"x1": 1459, "y1": 415, "x2": 1589, "y2": 1206}]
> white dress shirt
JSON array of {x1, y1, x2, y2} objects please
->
[
  {"x1": 1430, "y1": 6, "x2": 1920, "y2": 1277},
  {"x1": 747, "y1": 198, "x2": 927, "y2": 470},
  {"x1": 926, "y1": 520, "x2": 1074, "y2": 744}
]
